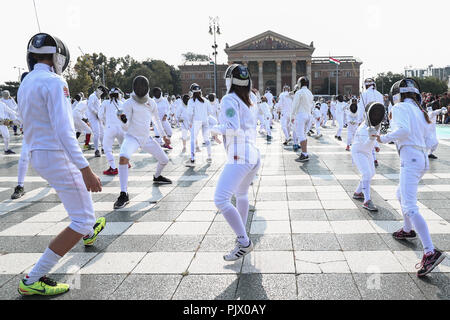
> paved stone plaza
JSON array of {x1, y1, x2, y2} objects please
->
[{"x1": 0, "y1": 123, "x2": 449, "y2": 300}]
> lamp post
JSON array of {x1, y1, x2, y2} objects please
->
[
  {"x1": 13, "y1": 66, "x2": 25, "y2": 82},
  {"x1": 209, "y1": 16, "x2": 221, "y2": 96}
]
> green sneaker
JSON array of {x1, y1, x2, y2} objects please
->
[
  {"x1": 18, "y1": 276, "x2": 69, "y2": 296},
  {"x1": 83, "y1": 217, "x2": 106, "y2": 246}
]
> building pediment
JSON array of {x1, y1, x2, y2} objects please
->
[{"x1": 225, "y1": 30, "x2": 314, "y2": 52}]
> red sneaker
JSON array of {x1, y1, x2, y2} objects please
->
[
  {"x1": 128, "y1": 163, "x2": 132, "y2": 169},
  {"x1": 416, "y1": 249, "x2": 446, "y2": 277},
  {"x1": 345, "y1": 146, "x2": 350, "y2": 151},
  {"x1": 163, "y1": 144, "x2": 173, "y2": 150},
  {"x1": 103, "y1": 167, "x2": 118, "y2": 176}
]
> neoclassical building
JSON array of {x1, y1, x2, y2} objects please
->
[{"x1": 179, "y1": 30, "x2": 362, "y2": 97}]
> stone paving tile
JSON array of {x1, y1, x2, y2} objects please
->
[
  {"x1": 297, "y1": 274, "x2": 361, "y2": 300},
  {"x1": 2, "y1": 126, "x2": 450, "y2": 300},
  {"x1": 236, "y1": 274, "x2": 297, "y2": 300},
  {"x1": 173, "y1": 274, "x2": 239, "y2": 300}
]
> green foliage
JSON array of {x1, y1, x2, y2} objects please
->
[
  {"x1": 182, "y1": 52, "x2": 210, "y2": 63},
  {"x1": 375, "y1": 72, "x2": 448, "y2": 95},
  {"x1": 64, "y1": 53, "x2": 182, "y2": 97}
]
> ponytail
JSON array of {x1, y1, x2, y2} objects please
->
[{"x1": 401, "y1": 92, "x2": 431, "y2": 124}]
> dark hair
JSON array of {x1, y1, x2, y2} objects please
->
[
  {"x1": 31, "y1": 52, "x2": 53, "y2": 62},
  {"x1": 229, "y1": 85, "x2": 252, "y2": 107},
  {"x1": 401, "y1": 92, "x2": 431, "y2": 124},
  {"x1": 193, "y1": 92, "x2": 204, "y2": 103}
]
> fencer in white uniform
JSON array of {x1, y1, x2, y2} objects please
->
[
  {"x1": 427, "y1": 105, "x2": 448, "y2": 159},
  {"x1": 72, "y1": 93, "x2": 92, "y2": 150},
  {"x1": 312, "y1": 104, "x2": 323, "y2": 138},
  {"x1": 211, "y1": 64, "x2": 260, "y2": 262},
  {"x1": 187, "y1": 83, "x2": 212, "y2": 165},
  {"x1": 377, "y1": 78, "x2": 446, "y2": 277},
  {"x1": 176, "y1": 95, "x2": 191, "y2": 153},
  {"x1": 264, "y1": 89, "x2": 274, "y2": 109},
  {"x1": 291, "y1": 77, "x2": 314, "y2": 162},
  {"x1": 335, "y1": 95, "x2": 346, "y2": 141},
  {"x1": 152, "y1": 87, "x2": 173, "y2": 149},
  {"x1": 279, "y1": 85, "x2": 293, "y2": 144},
  {"x1": 87, "y1": 85, "x2": 108, "y2": 157},
  {"x1": 320, "y1": 99, "x2": 329, "y2": 126},
  {"x1": 98, "y1": 88, "x2": 126, "y2": 175},
  {"x1": 17, "y1": 33, "x2": 105, "y2": 296},
  {"x1": 345, "y1": 99, "x2": 360, "y2": 151},
  {"x1": 330, "y1": 98, "x2": 337, "y2": 126},
  {"x1": 259, "y1": 96, "x2": 273, "y2": 140},
  {"x1": 1, "y1": 90, "x2": 19, "y2": 135},
  {"x1": 113, "y1": 76, "x2": 172, "y2": 210},
  {"x1": 358, "y1": 78, "x2": 384, "y2": 122},
  {"x1": 351, "y1": 102, "x2": 384, "y2": 212},
  {"x1": 0, "y1": 100, "x2": 18, "y2": 154}
]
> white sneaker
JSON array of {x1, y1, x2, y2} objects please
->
[
  {"x1": 223, "y1": 240, "x2": 254, "y2": 261},
  {"x1": 206, "y1": 157, "x2": 212, "y2": 163}
]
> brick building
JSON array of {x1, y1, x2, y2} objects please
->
[{"x1": 179, "y1": 30, "x2": 362, "y2": 98}]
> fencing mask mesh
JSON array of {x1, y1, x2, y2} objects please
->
[
  {"x1": 133, "y1": 76, "x2": 149, "y2": 98},
  {"x1": 365, "y1": 102, "x2": 385, "y2": 128}
]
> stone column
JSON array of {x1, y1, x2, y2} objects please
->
[
  {"x1": 258, "y1": 61, "x2": 264, "y2": 94},
  {"x1": 291, "y1": 60, "x2": 297, "y2": 89},
  {"x1": 306, "y1": 60, "x2": 312, "y2": 90},
  {"x1": 276, "y1": 60, "x2": 282, "y2": 95}
]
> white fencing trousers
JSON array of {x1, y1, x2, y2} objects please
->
[
  {"x1": 180, "y1": 121, "x2": 190, "y2": 141},
  {"x1": 30, "y1": 150, "x2": 96, "y2": 236},
  {"x1": 295, "y1": 112, "x2": 310, "y2": 144},
  {"x1": 0, "y1": 125, "x2": 10, "y2": 151},
  {"x1": 88, "y1": 116, "x2": 103, "y2": 151},
  {"x1": 190, "y1": 121, "x2": 211, "y2": 161},
  {"x1": 352, "y1": 151, "x2": 375, "y2": 201},
  {"x1": 214, "y1": 158, "x2": 261, "y2": 245},
  {"x1": 315, "y1": 120, "x2": 322, "y2": 135},
  {"x1": 119, "y1": 134, "x2": 169, "y2": 178},
  {"x1": 73, "y1": 116, "x2": 92, "y2": 135},
  {"x1": 281, "y1": 114, "x2": 291, "y2": 141},
  {"x1": 18, "y1": 142, "x2": 30, "y2": 186},
  {"x1": 346, "y1": 124, "x2": 358, "y2": 146},
  {"x1": 103, "y1": 125, "x2": 125, "y2": 169},
  {"x1": 396, "y1": 146, "x2": 434, "y2": 254},
  {"x1": 336, "y1": 114, "x2": 344, "y2": 137}
]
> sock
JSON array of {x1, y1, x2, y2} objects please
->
[
  {"x1": 25, "y1": 248, "x2": 62, "y2": 285},
  {"x1": 85, "y1": 134, "x2": 91, "y2": 145},
  {"x1": 155, "y1": 162, "x2": 166, "y2": 178},
  {"x1": 236, "y1": 195, "x2": 249, "y2": 226},
  {"x1": 218, "y1": 202, "x2": 249, "y2": 247},
  {"x1": 362, "y1": 180, "x2": 371, "y2": 202},
  {"x1": 408, "y1": 212, "x2": 435, "y2": 254},
  {"x1": 119, "y1": 164, "x2": 129, "y2": 193},
  {"x1": 355, "y1": 181, "x2": 363, "y2": 194}
]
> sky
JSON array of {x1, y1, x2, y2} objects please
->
[{"x1": 1, "y1": 0, "x2": 449, "y2": 83}]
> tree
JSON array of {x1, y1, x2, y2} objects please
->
[
  {"x1": 0, "y1": 81, "x2": 20, "y2": 98},
  {"x1": 375, "y1": 72, "x2": 448, "y2": 95},
  {"x1": 182, "y1": 52, "x2": 210, "y2": 63}
]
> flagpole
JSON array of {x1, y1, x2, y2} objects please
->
[{"x1": 336, "y1": 63, "x2": 339, "y2": 96}]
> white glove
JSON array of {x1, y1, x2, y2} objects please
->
[{"x1": 441, "y1": 107, "x2": 448, "y2": 115}]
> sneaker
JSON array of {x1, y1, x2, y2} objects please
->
[
  {"x1": 196, "y1": 147, "x2": 201, "y2": 152},
  {"x1": 4, "y1": 149, "x2": 15, "y2": 155},
  {"x1": 128, "y1": 163, "x2": 132, "y2": 169},
  {"x1": 393, "y1": 229, "x2": 417, "y2": 240},
  {"x1": 346, "y1": 146, "x2": 350, "y2": 151},
  {"x1": 153, "y1": 175, "x2": 172, "y2": 185},
  {"x1": 353, "y1": 192, "x2": 364, "y2": 200},
  {"x1": 266, "y1": 135, "x2": 272, "y2": 141},
  {"x1": 101, "y1": 148, "x2": 105, "y2": 154},
  {"x1": 114, "y1": 192, "x2": 129, "y2": 209},
  {"x1": 428, "y1": 154, "x2": 438, "y2": 159},
  {"x1": 11, "y1": 185, "x2": 25, "y2": 200},
  {"x1": 307, "y1": 132, "x2": 311, "y2": 137},
  {"x1": 292, "y1": 144, "x2": 300, "y2": 152},
  {"x1": 83, "y1": 217, "x2": 106, "y2": 246},
  {"x1": 316, "y1": 134, "x2": 323, "y2": 138},
  {"x1": 363, "y1": 200, "x2": 378, "y2": 212},
  {"x1": 374, "y1": 160, "x2": 379, "y2": 167},
  {"x1": 83, "y1": 144, "x2": 93, "y2": 151},
  {"x1": 163, "y1": 144, "x2": 173, "y2": 150},
  {"x1": 103, "y1": 167, "x2": 118, "y2": 176},
  {"x1": 18, "y1": 276, "x2": 69, "y2": 296},
  {"x1": 295, "y1": 154, "x2": 310, "y2": 162},
  {"x1": 283, "y1": 140, "x2": 289, "y2": 146},
  {"x1": 95, "y1": 150, "x2": 101, "y2": 157},
  {"x1": 206, "y1": 157, "x2": 212, "y2": 163},
  {"x1": 337, "y1": 136, "x2": 342, "y2": 141},
  {"x1": 416, "y1": 249, "x2": 446, "y2": 277},
  {"x1": 223, "y1": 240, "x2": 254, "y2": 262}
]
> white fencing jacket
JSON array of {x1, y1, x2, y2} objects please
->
[
  {"x1": 291, "y1": 87, "x2": 314, "y2": 119},
  {"x1": 17, "y1": 63, "x2": 89, "y2": 169}
]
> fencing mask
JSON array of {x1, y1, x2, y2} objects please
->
[
  {"x1": 132, "y1": 75, "x2": 150, "y2": 104},
  {"x1": 365, "y1": 102, "x2": 385, "y2": 128}
]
